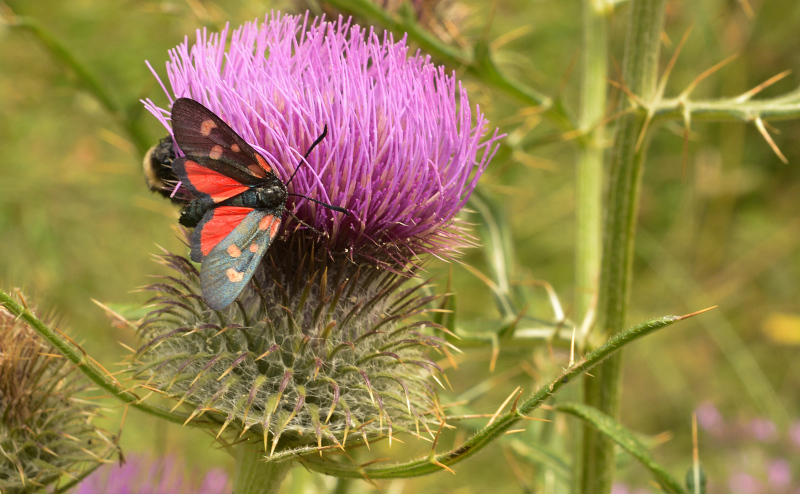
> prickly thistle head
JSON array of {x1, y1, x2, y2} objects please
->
[
  {"x1": 0, "y1": 295, "x2": 115, "y2": 492},
  {"x1": 136, "y1": 13, "x2": 501, "y2": 456}
]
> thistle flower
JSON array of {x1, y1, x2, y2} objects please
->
[
  {"x1": 0, "y1": 294, "x2": 116, "y2": 492},
  {"x1": 143, "y1": 12, "x2": 500, "y2": 264},
  {"x1": 135, "y1": 13, "x2": 500, "y2": 459},
  {"x1": 77, "y1": 454, "x2": 229, "y2": 494}
]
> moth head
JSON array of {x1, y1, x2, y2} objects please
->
[{"x1": 257, "y1": 182, "x2": 286, "y2": 205}]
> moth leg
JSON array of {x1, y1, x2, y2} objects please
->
[{"x1": 286, "y1": 210, "x2": 324, "y2": 236}]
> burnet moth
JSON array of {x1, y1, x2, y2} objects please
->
[{"x1": 168, "y1": 97, "x2": 347, "y2": 310}]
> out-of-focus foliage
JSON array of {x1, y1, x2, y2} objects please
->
[{"x1": 1, "y1": 0, "x2": 799, "y2": 491}]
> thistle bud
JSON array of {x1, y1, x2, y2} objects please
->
[
  {"x1": 137, "y1": 239, "x2": 450, "y2": 453},
  {"x1": 0, "y1": 295, "x2": 115, "y2": 492}
]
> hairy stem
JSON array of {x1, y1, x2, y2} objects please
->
[
  {"x1": 580, "y1": 1, "x2": 667, "y2": 493},
  {"x1": 575, "y1": 0, "x2": 609, "y2": 490},
  {"x1": 234, "y1": 442, "x2": 292, "y2": 494},
  {"x1": 576, "y1": 0, "x2": 608, "y2": 342}
]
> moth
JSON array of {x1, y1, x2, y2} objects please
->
[{"x1": 169, "y1": 97, "x2": 346, "y2": 310}]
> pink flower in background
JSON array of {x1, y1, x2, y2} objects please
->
[
  {"x1": 77, "y1": 455, "x2": 229, "y2": 494},
  {"x1": 749, "y1": 418, "x2": 778, "y2": 443},
  {"x1": 610, "y1": 484, "x2": 651, "y2": 494},
  {"x1": 696, "y1": 401, "x2": 725, "y2": 436},
  {"x1": 766, "y1": 459, "x2": 792, "y2": 491},
  {"x1": 729, "y1": 472, "x2": 764, "y2": 494}
]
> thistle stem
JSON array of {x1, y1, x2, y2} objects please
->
[
  {"x1": 580, "y1": 0, "x2": 667, "y2": 492},
  {"x1": 576, "y1": 0, "x2": 608, "y2": 342},
  {"x1": 574, "y1": 0, "x2": 608, "y2": 490},
  {"x1": 234, "y1": 442, "x2": 292, "y2": 494}
]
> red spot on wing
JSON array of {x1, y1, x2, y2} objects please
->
[
  {"x1": 184, "y1": 160, "x2": 249, "y2": 202},
  {"x1": 199, "y1": 207, "x2": 252, "y2": 257},
  {"x1": 258, "y1": 214, "x2": 275, "y2": 231},
  {"x1": 269, "y1": 218, "x2": 281, "y2": 238},
  {"x1": 256, "y1": 214, "x2": 280, "y2": 239},
  {"x1": 255, "y1": 155, "x2": 271, "y2": 175},
  {"x1": 200, "y1": 119, "x2": 217, "y2": 136}
]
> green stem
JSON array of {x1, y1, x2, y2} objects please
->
[
  {"x1": 293, "y1": 312, "x2": 697, "y2": 476},
  {"x1": 576, "y1": 0, "x2": 608, "y2": 338},
  {"x1": 653, "y1": 89, "x2": 800, "y2": 122},
  {"x1": 234, "y1": 442, "x2": 292, "y2": 494},
  {"x1": 580, "y1": 1, "x2": 667, "y2": 493},
  {"x1": 575, "y1": 1, "x2": 608, "y2": 490},
  {"x1": 0, "y1": 290, "x2": 197, "y2": 426},
  {"x1": 557, "y1": 403, "x2": 687, "y2": 494}
]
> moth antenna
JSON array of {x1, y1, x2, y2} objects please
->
[
  {"x1": 286, "y1": 124, "x2": 328, "y2": 186},
  {"x1": 288, "y1": 194, "x2": 349, "y2": 215}
]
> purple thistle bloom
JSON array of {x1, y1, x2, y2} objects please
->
[
  {"x1": 144, "y1": 12, "x2": 501, "y2": 262},
  {"x1": 76, "y1": 455, "x2": 229, "y2": 494}
]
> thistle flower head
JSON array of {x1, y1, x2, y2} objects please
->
[
  {"x1": 144, "y1": 12, "x2": 501, "y2": 263},
  {"x1": 0, "y1": 295, "x2": 115, "y2": 492},
  {"x1": 136, "y1": 12, "x2": 497, "y2": 457}
]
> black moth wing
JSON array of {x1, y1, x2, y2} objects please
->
[{"x1": 171, "y1": 98, "x2": 277, "y2": 189}]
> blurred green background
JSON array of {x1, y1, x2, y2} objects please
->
[{"x1": 1, "y1": 0, "x2": 799, "y2": 492}]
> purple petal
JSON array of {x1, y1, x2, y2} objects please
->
[{"x1": 610, "y1": 483, "x2": 630, "y2": 494}]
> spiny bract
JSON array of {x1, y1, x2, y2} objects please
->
[
  {"x1": 0, "y1": 296, "x2": 115, "y2": 492},
  {"x1": 133, "y1": 237, "x2": 453, "y2": 455}
]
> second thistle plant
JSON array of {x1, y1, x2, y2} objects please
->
[
  {"x1": 134, "y1": 13, "x2": 502, "y2": 456},
  {"x1": 0, "y1": 295, "x2": 116, "y2": 492}
]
